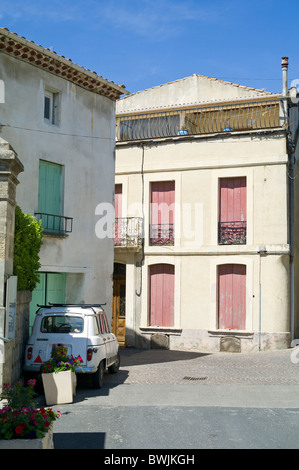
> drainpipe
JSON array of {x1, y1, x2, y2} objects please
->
[
  {"x1": 282, "y1": 56, "x2": 299, "y2": 343},
  {"x1": 288, "y1": 117, "x2": 298, "y2": 344}
]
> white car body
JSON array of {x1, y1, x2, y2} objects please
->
[{"x1": 23, "y1": 304, "x2": 120, "y2": 388}]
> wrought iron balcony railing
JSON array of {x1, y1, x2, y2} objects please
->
[
  {"x1": 35, "y1": 212, "x2": 73, "y2": 235},
  {"x1": 218, "y1": 221, "x2": 246, "y2": 245},
  {"x1": 116, "y1": 99, "x2": 282, "y2": 142},
  {"x1": 114, "y1": 217, "x2": 143, "y2": 249},
  {"x1": 150, "y1": 224, "x2": 174, "y2": 246}
]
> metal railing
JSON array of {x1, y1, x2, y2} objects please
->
[
  {"x1": 114, "y1": 217, "x2": 143, "y2": 248},
  {"x1": 116, "y1": 99, "x2": 282, "y2": 141},
  {"x1": 150, "y1": 224, "x2": 174, "y2": 246},
  {"x1": 35, "y1": 212, "x2": 73, "y2": 234},
  {"x1": 218, "y1": 221, "x2": 246, "y2": 245}
]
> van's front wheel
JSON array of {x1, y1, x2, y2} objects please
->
[{"x1": 92, "y1": 360, "x2": 104, "y2": 389}]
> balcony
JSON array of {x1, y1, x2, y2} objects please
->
[
  {"x1": 116, "y1": 99, "x2": 282, "y2": 142},
  {"x1": 114, "y1": 217, "x2": 143, "y2": 250},
  {"x1": 218, "y1": 221, "x2": 246, "y2": 245},
  {"x1": 150, "y1": 224, "x2": 174, "y2": 246},
  {"x1": 35, "y1": 212, "x2": 73, "y2": 235}
]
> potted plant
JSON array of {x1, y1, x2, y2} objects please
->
[
  {"x1": 0, "y1": 379, "x2": 60, "y2": 448},
  {"x1": 40, "y1": 347, "x2": 82, "y2": 405}
]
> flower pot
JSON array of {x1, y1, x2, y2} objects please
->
[
  {"x1": 42, "y1": 370, "x2": 76, "y2": 405},
  {"x1": 0, "y1": 425, "x2": 54, "y2": 449}
]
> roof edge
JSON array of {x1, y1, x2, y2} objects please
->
[{"x1": 0, "y1": 27, "x2": 129, "y2": 99}]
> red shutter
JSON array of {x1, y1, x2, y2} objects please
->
[
  {"x1": 219, "y1": 177, "x2": 246, "y2": 222},
  {"x1": 219, "y1": 177, "x2": 246, "y2": 244},
  {"x1": 149, "y1": 264, "x2": 174, "y2": 327},
  {"x1": 218, "y1": 264, "x2": 246, "y2": 330},
  {"x1": 150, "y1": 181, "x2": 175, "y2": 244}
]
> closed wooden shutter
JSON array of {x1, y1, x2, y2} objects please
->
[
  {"x1": 219, "y1": 177, "x2": 246, "y2": 244},
  {"x1": 149, "y1": 264, "x2": 174, "y2": 327},
  {"x1": 218, "y1": 264, "x2": 246, "y2": 330},
  {"x1": 150, "y1": 181, "x2": 175, "y2": 244}
]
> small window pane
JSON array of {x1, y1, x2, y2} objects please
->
[{"x1": 44, "y1": 96, "x2": 51, "y2": 119}]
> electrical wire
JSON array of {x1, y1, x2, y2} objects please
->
[{"x1": 0, "y1": 122, "x2": 114, "y2": 141}]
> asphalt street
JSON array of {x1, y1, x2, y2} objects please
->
[{"x1": 43, "y1": 348, "x2": 299, "y2": 451}]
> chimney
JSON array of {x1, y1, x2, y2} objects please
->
[{"x1": 281, "y1": 56, "x2": 289, "y2": 97}]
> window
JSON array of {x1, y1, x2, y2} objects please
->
[
  {"x1": 149, "y1": 264, "x2": 174, "y2": 327},
  {"x1": 98, "y1": 313, "x2": 110, "y2": 333},
  {"x1": 218, "y1": 177, "x2": 246, "y2": 244},
  {"x1": 41, "y1": 316, "x2": 84, "y2": 334},
  {"x1": 44, "y1": 88, "x2": 60, "y2": 125},
  {"x1": 218, "y1": 264, "x2": 246, "y2": 330},
  {"x1": 150, "y1": 181, "x2": 175, "y2": 245}
]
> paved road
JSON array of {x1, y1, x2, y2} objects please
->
[{"x1": 47, "y1": 348, "x2": 299, "y2": 450}]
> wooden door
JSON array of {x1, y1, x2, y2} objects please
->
[
  {"x1": 114, "y1": 184, "x2": 122, "y2": 244},
  {"x1": 112, "y1": 279, "x2": 126, "y2": 346},
  {"x1": 149, "y1": 264, "x2": 174, "y2": 327},
  {"x1": 218, "y1": 264, "x2": 246, "y2": 330}
]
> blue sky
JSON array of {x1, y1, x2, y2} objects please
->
[{"x1": 1, "y1": 0, "x2": 298, "y2": 96}]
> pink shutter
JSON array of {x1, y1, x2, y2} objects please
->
[
  {"x1": 218, "y1": 264, "x2": 246, "y2": 330},
  {"x1": 149, "y1": 264, "x2": 174, "y2": 327},
  {"x1": 150, "y1": 181, "x2": 175, "y2": 244},
  {"x1": 219, "y1": 177, "x2": 246, "y2": 222}
]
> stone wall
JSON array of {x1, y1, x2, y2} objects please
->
[{"x1": 2, "y1": 290, "x2": 31, "y2": 385}]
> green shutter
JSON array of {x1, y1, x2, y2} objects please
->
[
  {"x1": 38, "y1": 160, "x2": 62, "y2": 232},
  {"x1": 29, "y1": 273, "x2": 66, "y2": 333},
  {"x1": 29, "y1": 273, "x2": 46, "y2": 331},
  {"x1": 46, "y1": 273, "x2": 66, "y2": 305}
]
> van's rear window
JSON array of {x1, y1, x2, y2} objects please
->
[{"x1": 41, "y1": 316, "x2": 84, "y2": 334}]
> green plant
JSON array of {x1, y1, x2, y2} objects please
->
[
  {"x1": 0, "y1": 379, "x2": 61, "y2": 440},
  {"x1": 40, "y1": 346, "x2": 83, "y2": 374},
  {"x1": 13, "y1": 206, "x2": 43, "y2": 291}
]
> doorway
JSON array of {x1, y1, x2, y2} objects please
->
[{"x1": 112, "y1": 263, "x2": 126, "y2": 346}]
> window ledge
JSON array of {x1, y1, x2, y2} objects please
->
[
  {"x1": 139, "y1": 326, "x2": 182, "y2": 336},
  {"x1": 208, "y1": 329, "x2": 254, "y2": 338},
  {"x1": 43, "y1": 231, "x2": 69, "y2": 239}
]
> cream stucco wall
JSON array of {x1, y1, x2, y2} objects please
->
[
  {"x1": 115, "y1": 131, "x2": 290, "y2": 351},
  {"x1": 0, "y1": 52, "x2": 115, "y2": 322}
]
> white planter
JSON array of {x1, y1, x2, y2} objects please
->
[
  {"x1": 0, "y1": 425, "x2": 54, "y2": 449},
  {"x1": 42, "y1": 370, "x2": 76, "y2": 405}
]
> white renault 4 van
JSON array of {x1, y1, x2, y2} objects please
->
[{"x1": 23, "y1": 304, "x2": 120, "y2": 388}]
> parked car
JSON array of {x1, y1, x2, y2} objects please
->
[{"x1": 23, "y1": 304, "x2": 120, "y2": 388}]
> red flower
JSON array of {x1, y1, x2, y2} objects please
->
[{"x1": 15, "y1": 425, "x2": 25, "y2": 434}]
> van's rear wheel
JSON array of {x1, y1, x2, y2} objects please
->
[
  {"x1": 92, "y1": 360, "x2": 104, "y2": 389},
  {"x1": 108, "y1": 352, "x2": 120, "y2": 374}
]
